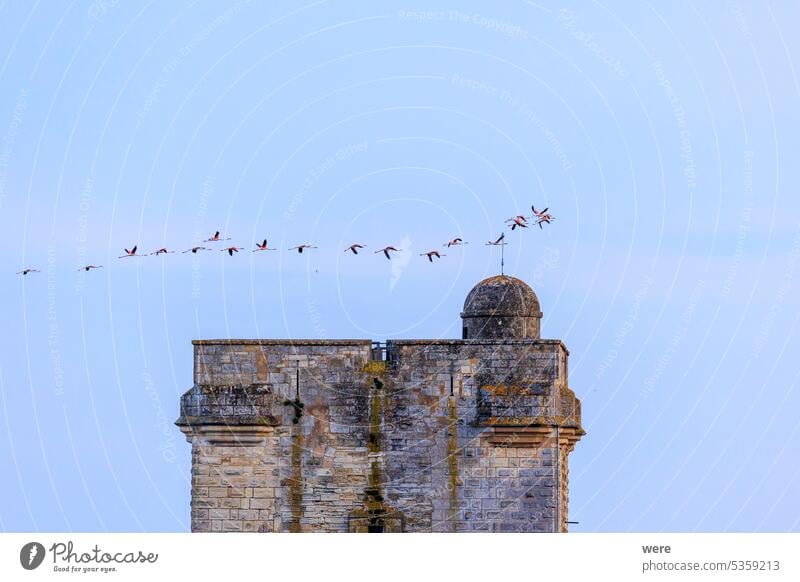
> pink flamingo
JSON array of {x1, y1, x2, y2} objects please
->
[
  {"x1": 444, "y1": 238, "x2": 468, "y2": 247},
  {"x1": 508, "y1": 216, "x2": 528, "y2": 230},
  {"x1": 253, "y1": 239, "x2": 277, "y2": 252},
  {"x1": 420, "y1": 250, "x2": 446, "y2": 262},
  {"x1": 118, "y1": 245, "x2": 139, "y2": 258},
  {"x1": 344, "y1": 244, "x2": 367, "y2": 255},
  {"x1": 289, "y1": 244, "x2": 317, "y2": 254},
  {"x1": 531, "y1": 205, "x2": 549, "y2": 219},
  {"x1": 531, "y1": 205, "x2": 555, "y2": 228},
  {"x1": 204, "y1": 231, "x2": 231, "y2": 242},
  {"x1": 375, "y1": 246, "x2": 400, "y2": 260}
]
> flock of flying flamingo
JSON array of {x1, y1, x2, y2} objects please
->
[{"x1": 15, "y1": 205, "x2": 554, "y2": 275}]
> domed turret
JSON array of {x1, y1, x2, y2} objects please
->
[{"x1": 461, "y1": 275, "x2": 542, "y2": 339}]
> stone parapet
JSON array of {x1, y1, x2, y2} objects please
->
[{"x1": 177, "y1": 336, "x2": 583, "y2": 532}]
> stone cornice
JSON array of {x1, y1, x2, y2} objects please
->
[
  {"x1": 484, "y1": 426, "x2": 585, "y2": 448},
  {"x1": 177, "y1": 420, "x2": 277, "y2": 446},
  {"x1": 192, "y1": 339, "x2": 372, "y2": 346}
]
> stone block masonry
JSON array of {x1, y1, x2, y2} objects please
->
[{"x1": 176, "y1": 276, "x2": 585, "y2": 532}]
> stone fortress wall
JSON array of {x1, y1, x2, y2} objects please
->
[{"x1": 176, "y1": 276, "x2": 585, "y2": 533}]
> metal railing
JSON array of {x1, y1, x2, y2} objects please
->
[{"x1": 371, "y1": 341, "x2": 387, "y2": 361}]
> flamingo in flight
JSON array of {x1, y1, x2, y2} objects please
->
[
  {"x1": 531, "y1": 205, "x2": 549, "y2": 219},
  {"x1": 182, "y1": 246, "x2": 210, "y2": 254},
  {"x1": 344, "y1": 244, "x2": 366, "y2": 255},
  {"x1": 420, "y1": 250, "x2": 446, "y2": 262},
  {"x1": 289, "y1": 244, "x2": 317, "y2": 254},
  {"x1": 444, "y1": 238, "x2": 468, "y2": 247},
  {"x1": 118, "y1": 245, "x2": 139, "y2": 258},
  {"x1": 486, "y1": 233, "x2": 506, "y2": 246},
  {"x1": 375, "y1": 246, "x2": 400, "y2": 260},
  {"x1": 16, "y1": 268, "x2": 40, "y2": 275},
  {"x1": 508, "y1": 216, "x2": 528, "y2": 230},
  {"x1": 150, "y1": 247, "x2": 175, "y2": 256},
  {"x1": 204, "y1": 231, "x2": 231, "y2": 242},
  {"x1": 531, "y1": 205, "x2": 555, "y2": 228},
  {"x1": 77, "y1": 265, "x2": 102, "y2": 272},
  {"x1": 253, "y1": 239, "x2": 277, "y2": 252},
  {"x1": 221, "y1": 246, "x2": 242, "y2": 256}
]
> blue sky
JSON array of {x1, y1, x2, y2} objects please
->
[{"x1": 1, "y1": 1, "x2": 798, "y2": 532}]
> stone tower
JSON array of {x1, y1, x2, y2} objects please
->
[
  {"x1": 176, "y1": 275, "x2": 584, "y2": 532},
  {"x1": 461, "y1": 275, "x2": 543, "y2": 340}
]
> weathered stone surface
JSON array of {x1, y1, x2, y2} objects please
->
[
  {"x1": 177, "y1": 279, "x2": 584, "y2": 533},
  {"x1": 461, "y1": 275, "x2": 543, "y2": 340}
]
